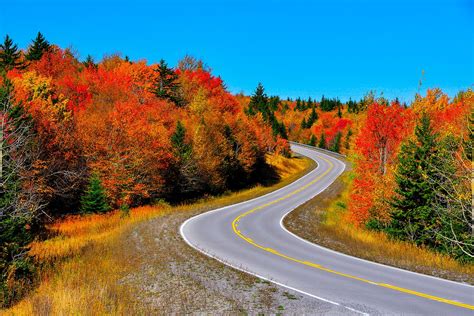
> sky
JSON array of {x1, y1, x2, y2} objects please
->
[{"x1": 1, "y1": 0, "x2": 472, "y2": 102}]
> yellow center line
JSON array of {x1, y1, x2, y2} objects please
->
[{"x1": 231, "y1": 155, "x2": 474, "y2": 311}]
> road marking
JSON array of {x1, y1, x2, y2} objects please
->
[{"x1": 231, "y1": 155, "x2": 474, "y2": 311}]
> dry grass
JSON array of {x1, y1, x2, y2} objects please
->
[
  {"x1": 4, "y1": 154, "x2": 315, "y2": 315},
  {"x1": 284, "y1": 170, "x2": 474, "y2": 284}
]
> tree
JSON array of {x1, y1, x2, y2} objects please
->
[
  {"x1": 80, "y1": 173, "x2": 110, "y2": 214},
  {"x1": 329, "y1": 131, "x2": 342, "y2": 153},
  {"x1": 26, "y1": 32, "x2": 50, "y2": 61},
  {"x1": 318, "y1": 133, "x2": 326, "y2": 149},
  {"x1": 152, "y1": 59, "x2": 182, "y2": 105},
  {"x1": 307, "y1": 105, "x2": 318, "y2": 127},
  {"x1": 246, "y1": 83, "x2": 268, "y2": 117},
  {"x1": 171, "y1": 121, "x2": 191, "y2": 159},
  {"x1": 0, "y1": 35, "x2": 23, "y2": 71},
  {"x1": 387, "y1": 114, "x2": 440, "y2": 246},
  {"x1": 426, "y1": 114, "x2": 473, "y2": 261},
  {"x1": 308, "y1": 134, "x2": 317, "y2": 146},
  {"x1": 344, "y1": 129, "x2": 353, "y2": 150},
  {"x1": 83, "y1": 55, "x2": 96, "y2": 68},
  {"x1": 0, "y1": 76, "x2": 39, "y2": 306},
  {"x1": 356, "y1": 102, "x2": 408, "y2": 175}
]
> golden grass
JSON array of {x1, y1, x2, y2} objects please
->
[{"x1": 4, "y1": 154, "x2": 314, "y2": 315}]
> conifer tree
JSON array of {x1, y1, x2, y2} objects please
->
[
  {"x1": 308, "y1": 105, "x2": 318, "y2": 126},
  {"x1": 318, "y1": 133, "x2": 327, "y2": 149},
  {"x1": 0, "y1": 35, "x2": 23, "y2": 71},
  {"x1": 83, "y1": 55, "x2": 97, "y2": 68},
  {"x1": 387, "y1": 114, "x2": 439, "y2": 246},
  {"x1": 26, "y1": 32, "x2": 50, "y2": 61},
  {"x1": 329, "y1": 132, "x2": 342, "y2": 153},
  {"x1": 301, "y1": 117, "x2": 307, "y2": 129},
  {"x1": 247, "y1": 83, "x2": 268, "y2": 117},
  {"x1": 171, "y1": 121, "x2": 191, "y2": 159},
  {"x1": 309, "y1": 134, "x2": 317, "y2": 146},
  {"x1": 152, "y1": 59, "x2": 182, "y2": 105},
  {"x1": 80, "y1": 173, "x2": 110, "y2": 214}
]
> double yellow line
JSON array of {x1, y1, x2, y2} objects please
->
[{"x1": 231, "y1": 155, "x2": 474, "y2": 311}]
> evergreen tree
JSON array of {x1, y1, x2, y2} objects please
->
[
  {"x1": 387, "y1": 114, "x2": 439, "y2": 246},
  {"x1": 171, "y1": 121, "x2": 191, "y2": 159},
  {"x1": 0, "y1": 35, "x2": 23, "y2": 71},
  {"x1": 301, "y1": 117, "x2": 307, "y2": 129},
  {"x1": 329, "y1": 132, "x2": 342, "y2": 153},
  {"x1": 80, "y1": 173, "x2": 110, "y2": 214},
  {"x1": 345, "y1": 129, "x2": 353, "y2": 149},
  {"x1": 246, "y1": 83, "x2": 268, "y2": 117},
  {"x1": 318, "y1": 133, "x2": 327, "y2": 149},
  {"x1": 83, "y1": 55, "x2": 97, "y2": 68},
  {"x1": 308, "y1": 105, "x2": 318, "y2": 126},
  {"x1": 308, "y1": 134, "x2": 317, "y2": 146},
  {"x1": 337, "y1": 104, "x2": 342, "y2": 118},
  {"x1": 26, "y1": 32, "x2": 50, "y2": 61},
  {"x1": 152, "y1": 59, "x2": 182, "y2": 105}
]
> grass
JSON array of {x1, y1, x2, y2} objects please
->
[
  {"x1": 4, "y1": 153, "x2": 315, "y2": 315},
  {"x1": 284, "y1": 169, "x2": 474, "y2": 284}
]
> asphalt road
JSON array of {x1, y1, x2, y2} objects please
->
[{"x1": 180, "y1": 143, "x2": 474, "y2": 315}]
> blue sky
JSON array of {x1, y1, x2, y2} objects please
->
[{"x1": 1, "y1": 0, "x2": 472, "y2": 102}]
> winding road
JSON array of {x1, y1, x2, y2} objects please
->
[{"x1": 180, "y1": 143, "x2": 474, "y2": 315}]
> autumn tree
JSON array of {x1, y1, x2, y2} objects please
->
[
  {"x1": 0, "y1": 35, "x2": 24, "y2": 72},
  {"x1": 26, "y1": 32, "x2": 50, "y2": 61},
  {"x1": 356, "y1": 102, "x2": 409, "y2": 175}
]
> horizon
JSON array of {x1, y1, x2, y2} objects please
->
[{"x1": 1, "y1": 0, "x2": 472, "y2": 102}]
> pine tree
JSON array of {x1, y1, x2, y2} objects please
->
[
  {"x1": 247, "y1": 83, "x2": 268, "y2": 117},
  {"x1": 337, "y1": 104, "x2": 342, "y2": 118},
  {"x1": 152, "y1": 59, "x2": 182, "y2": 105},
  {"x1": 301, "y1": 117, "x2": 307, "y2": 129},
  {"x1": 318, "y1": 133, "x2": 327, "y2": 149},
  {"x1": 83, "y1": 55, "x2": 96, "y2": 68},
  {"x1": 0, "y1": 35, "x2": 23, "y2": 71},
  {"x1": 171, "y1": 121, "x2": 191, "y2": 159},
  {"x1": 329, "y1": 132, "x2": 342, "y2": 153},
  {"x1": 80, "y1": 173, "x2": 110, "y2": 214},
  {"x1": 308, "y1": 105, "x2": 318, "y2": 126},
  {"x1": 387, "y1": 113, "x2": 439, "y2": 246},
  {"x1": 309, "y1": 134, "x2": 317, "y2": 146},
  {"x1": 345, "y1": 129, "x2": 353, "y2": 149},
  {"x1": 26, "y1": 32, "x2": 50, "y2": 61}
]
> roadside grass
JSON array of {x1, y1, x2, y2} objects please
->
[
  {"x1": 5, "y1": 153, "x2": 315, "y2": 315},
  {"x1": 284, "y1": 170, "x2": 474, "y2": 284}
]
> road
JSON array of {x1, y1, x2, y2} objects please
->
[{"x1": 180, "y1": 143, "x2": 474, "y2": 315}]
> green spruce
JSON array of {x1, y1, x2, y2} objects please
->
[
  {"x1": 26, "y1": 32, "x2": 50, "y2": 61},
  {"x1": 387, "y1": 113, "x2": 439, "y2": 246},
  {"x1": 80, "y1": 173, "x2": 110, "y2": 214},
  {"x1": 0, "y1": 35, "x2": 24, "y2": 71}
]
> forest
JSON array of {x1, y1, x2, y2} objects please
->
[
  {"x1": 1, "y1": 32, "x2": 472, "y2": 307},
  {"x1": 246, "y1": 80, "x2": 473, "y2": 263},
  {"x1": 0, "y1": 33, "x2": 289, "y2": 305}
]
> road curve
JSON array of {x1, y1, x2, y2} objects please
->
[{"x1": 180, "y1": 143, "x2": 474, "y2": 315}]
